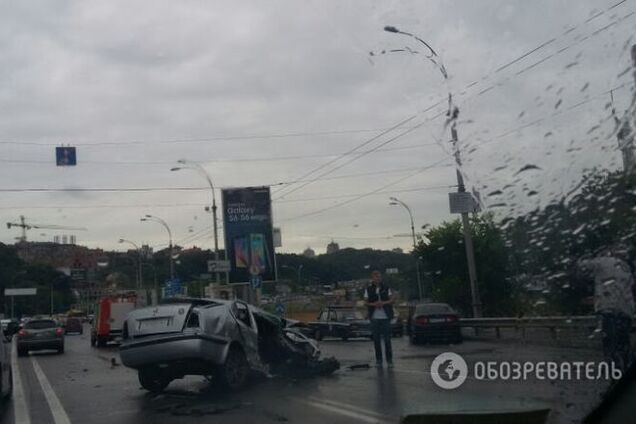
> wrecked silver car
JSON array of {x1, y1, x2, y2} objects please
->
[{"x1": 120, "y1": 298, "x2": 338, "y2": 392}]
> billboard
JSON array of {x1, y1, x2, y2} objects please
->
[{"x1": 222, "y1": 186, "x2": 276, "y2": 283}]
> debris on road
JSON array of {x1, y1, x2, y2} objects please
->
[{"x1": 348, "y1": 363, "x2": 371, "y2": 370}]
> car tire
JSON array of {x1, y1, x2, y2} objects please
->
[
  {"x1": 217, "y1": 346, "x2": 249, "y2": 390},
  {"x1": 409, "y1": 334, "x2": 420, "y2": 345},
  {"x1": 138, "y1": 368, "x2": 170, "y2": 393},
  {"x1": 97, "y1": 337, "x2": 107, "y2": 348},
  {"x1": 17, "y1": 347, "x2": 27, "y2": 357},
  {"x1": 58, "y1": 345, "x2": 65, "y2": 354},
  {"x1": 314, "y1": 330, "x2": 323, "y2": 341}
]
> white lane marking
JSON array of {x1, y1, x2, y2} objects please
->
[
  {"x1": 294, "y1": 397, "x2": 394, "y2": 423},
  {"x1": 306, "y1": 396, "x2": 394, "y2": 420},
  {"x1": 30, "y1": 356, "x2": 71, "y2": 424},
  {"x1": 11, "y1": 342, "x2": 31, "y2": 424}
]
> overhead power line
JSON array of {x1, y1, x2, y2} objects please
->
[{"x1": 0, "y1": 139, "x2": 441, "y2": 166}]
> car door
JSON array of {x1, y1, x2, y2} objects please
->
[{"x1": 232, "y1": 301, "x2": 260, "y2": 366}]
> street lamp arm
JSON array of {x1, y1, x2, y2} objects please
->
[
  {"x1": 119, "y1": 238, "x2": 140, "y2": 251},
  {"x1": 389, "y1": 197, "x2": 414, "y2": 223},
  {"x1": 145, "y1": 216, "x2": 172, "y2": 242}
]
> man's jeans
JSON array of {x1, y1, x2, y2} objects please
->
[{"x1": 371, "y1": 318, "x2": 393, "y2": 364}]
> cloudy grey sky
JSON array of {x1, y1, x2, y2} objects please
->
[{"x1": 0, "y1": 0, "x2": 633, "y2": 254}]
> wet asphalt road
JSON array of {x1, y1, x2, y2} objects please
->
[{"x1": 0, "y1": 325, "x2": 613, "y2": 424}]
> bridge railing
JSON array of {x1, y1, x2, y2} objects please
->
[{"x1": 459, "y1": 315, "x2": 602, "y2": 340}]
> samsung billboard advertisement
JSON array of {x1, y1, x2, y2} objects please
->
[{"x1": 222, "y1": 186, "x2": 277, "y2": 283}]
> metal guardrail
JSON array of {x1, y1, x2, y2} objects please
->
[{"x1": 459, "y1": 315, "x2": 600, "y2": 339}]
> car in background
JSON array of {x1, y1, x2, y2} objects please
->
[
  {"x1": 408, "y1": 303, "x2": 462, "y2": 345},
  {"x1": 64, "y1": 317, "x2": 83, "y2": 335},
  {"x1": 16, "y1": 319, "x2": 65, "y2": 356},
  {"x1": 307, "y1": 305, "x2": 404, "y2": 341},
  {"x1": 91, "y1": 292, "x2": 138, "y2": 347}
]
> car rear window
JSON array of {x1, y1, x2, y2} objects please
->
[
  {"x1": 25, "y1": 320, "x2": 57, "y2": 329},
  {"x1": 415, "y1": 304, "x2": 453, "y2": 315}
]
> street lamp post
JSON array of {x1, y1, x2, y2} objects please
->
[
  {"x1": 119, "y1": 238, "x2": 143, "y2": 289},
  {"x1": 171, "y1": 160, "x2": 221, "y2": 284},
  {"x1": 389, "y1": 197, "x2": 423, "y2": 300},
  {"x1": 141, "y1": 215, "x2": 174, "y2": 280},
  {"x1": 384, "y1": 25, "x2": 482, "y2": 317}
]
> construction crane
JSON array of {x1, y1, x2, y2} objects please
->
[{"x1": 6, "y1": 215, "x2": 87, "y2": 242}]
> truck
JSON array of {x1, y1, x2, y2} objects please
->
[{"x1": 91, "y1": 291, "x2": 138, "y2": 347}]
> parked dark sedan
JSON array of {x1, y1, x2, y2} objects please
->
[
  {"x1": 17, "y1": 319, "x2": 65, "y2": 356},
  {"x1": 409, "y1": 303, "x2": 462, "y2": 344},
  {"x1": 308, "y1": 306, "x2": 403, "y2": 341}
]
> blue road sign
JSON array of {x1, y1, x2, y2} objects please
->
[
  {"x1": 164, "y1": 278, "x2": 182, "y2": 297},
  {"x1": 56, "y1": 147, "x2": 77, "y2": 166},
  {"x1": 250, "y1": 275, "x2": 262, "y2": 289}
]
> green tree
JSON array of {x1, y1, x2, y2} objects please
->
[{"x1": 417, "y1": 215, "x2": 514, "y2": 316}]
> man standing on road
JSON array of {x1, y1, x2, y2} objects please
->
[
  {"x1": 578, "y1": 245, "x2": 634, "y2": 370},
  {"x1": 364, "y1": 270, "x2": 395, "y2": 368}
]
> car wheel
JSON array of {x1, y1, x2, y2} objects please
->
[
  {"x1": 409, "y1": 334, "x2": 420, "y2": 345},
  {"x1": 217, "y1": 346, "x2": 249, "y2": 390},
  {"x1": 97, "y1": 337, "x2": 107, "y2": 348},
  {"x1": 138, "y1": 368, "x2": 170, "y2": 393},
  {"x1": 17, "y1": 347, "x2": 27, "y2": 357},
  {"x1": 314, "y1": 330, "x2": 323, "y2": 341},
  {"x1": 58, "y1": 345, "x2": 65, "y2": 354}
]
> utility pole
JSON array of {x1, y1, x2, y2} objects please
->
[
  {"x1": 451, "y1": 118, "x2": 482, "y2": 318},
  {"x1": 618, "y1": 45, "x2": 636, "y2": 174},
  {"x1": 383, "y1": 25, "x2": 483, "y2": 316}
]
